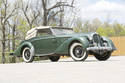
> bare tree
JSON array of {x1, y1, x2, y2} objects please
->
[
  {"x1": 0, "y1": 0, "x2": 18, "y2": 63},
  {"x1": 41, "y1": 0, "x2": 74, "y2": 26},
  {"x1": 21, "y1": 0, "x2": 40, "y2": 29}
]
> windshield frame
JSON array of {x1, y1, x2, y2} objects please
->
[{"x1": 51, "y1": 27, "x2": 74, "y2": 36}]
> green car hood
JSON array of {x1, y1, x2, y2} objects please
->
[{"x1": 55, "y1": 32, "x2": 95, "y2": 39}]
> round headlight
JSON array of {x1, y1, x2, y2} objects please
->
[{"x1": 88, "y1": 36, "x2": 93, "y2": 40}]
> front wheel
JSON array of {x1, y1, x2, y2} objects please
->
[
  {"x1": 94, "y1": 52, "x2": 111, "y2": 61},
  {"x1": 69, "y1": 43, "x2": 88, "y2": 61},
  {"x1": 22, "y1": 47, "x2": 34, "y2": 63}
]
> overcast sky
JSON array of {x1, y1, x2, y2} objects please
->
[
  {"x1": 9, "y1": 0, "x2": 125, "y2": 24},
  {"x1": 77, "y1": 0, "x2": 125, "y2": 24}
]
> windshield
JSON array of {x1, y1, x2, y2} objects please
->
[
  {"x1": 52, "y1": 28, "x2": 74, "y2": 35},
  {"x1": 37, "y1": 29, "x2": 52, "y2": 37}
]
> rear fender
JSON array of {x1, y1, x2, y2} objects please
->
[{"x1": 13, "y1": 42, "x2": 34, "y2": 57}]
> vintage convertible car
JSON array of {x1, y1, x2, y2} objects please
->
[{"x1": 10, "y1": 26, "x2": 116, "y2": 62}]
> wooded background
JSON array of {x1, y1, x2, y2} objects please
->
[{"x1": 0, "y1": 0, "x2": 125, "y2": 63}]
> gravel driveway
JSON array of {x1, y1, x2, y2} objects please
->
[{"x1": 0, "y1": 56, "x2": 125, "y2": 83}]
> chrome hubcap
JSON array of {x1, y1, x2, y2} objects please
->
[
  {"x1": 24, "y1": 49, "x2": 31, "y2": 60},
  {"x1": 73, "y1": 46, "x2": 84, "y2": 58}
]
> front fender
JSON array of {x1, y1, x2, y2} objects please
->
[
  {"x1": 102, "y1": 37, "x2": 117, "y2": 51},
  {"x1": 13, "y1": 42, "x2": 34, "y2": 57},
  {"x1": 55, "y1": 37, "x2": 89, "y2": 54}
]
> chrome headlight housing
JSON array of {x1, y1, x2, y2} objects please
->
[
  {"x1": 93, "y1": 34, "x2": 101, "y2": 43},
  {"x1": 87, "y1": 36, "x2": 93, "y2": 41}
]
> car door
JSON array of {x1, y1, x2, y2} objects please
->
[
  {"x1": 39, "y1": 36, "x2": 58, "y2": 54},
  {"x1": 32, "y1": 29, "x2": 58, "y2": 54}
]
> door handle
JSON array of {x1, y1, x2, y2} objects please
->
[{"x1": 52, "y1": 38, "x2": 57, "y2": 43}]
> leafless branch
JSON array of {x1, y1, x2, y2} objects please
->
[
  {"x1": 1, "y1": 0, "x2": 8, "y2": 18},
  {"x1": 48, "y1": 2, "x2": 73, "y2": 12},
  {"x1": 31, "y1": 11, "x2": 40, "y2": 24},
  {"x1": 71, "y1": 0, "x2": 75, "y2": 6},
  {"x1": 4, "y1": 7, "x2": 18, "y2": 23},
  {"x1": 21, "y1": 1, "x2": 31, "y2": 27},
  {"x1": 52, "y1": 9, "x2": 64, "y2": 19},
  {"x1": 21, "y1": 0, "x2": 40, "y2": 29}
]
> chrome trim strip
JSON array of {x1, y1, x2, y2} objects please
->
[
  {"x1": 87, "y1": 47, "x2": 112, "y2": 51},
  {"x1": 35, "y1": 53, "x2": 54, "y2": 56}
]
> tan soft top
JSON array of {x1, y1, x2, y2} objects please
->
[
  {"x1": 25, "y1": 26, "x2": 72, "y2": 40},
  {"x1": 25, "y1": 26, "x2": 51, "y2": 40}
]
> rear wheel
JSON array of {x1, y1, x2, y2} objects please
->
[
  {"x1": 69, "y1": 43, "x2": 88, "y2": 61},
  {"x1": 94, "y1": 52, "x2": 111, "y2": 61},
  {"x1": 22, "y1": 47, "x2": 34, "y2": 63},
  {"x1": 49, "y1": 56, "x2": 60, "y2": 62}
]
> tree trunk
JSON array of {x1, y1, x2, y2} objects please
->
[
  {"x1": 8, "y1": 28, "x2": 10, "y2": 52},
  {"x1": 11, "y1": 25, "x2": 16, "y2": 63},
  {"x1": 1, "y1": 25, "x2": 6, "y2": 64},
  {"x1": 12, "y1": 25, "x2": 15, "y2": 51},
  {"x1": 43, "y1": 10, "x2": 48, "y2": 26},
  {"x1": 59, "y1": 13, "x2": 63, "y2": 26},
  {"x1": 42, "y1": 0, "x2": 48, "y2": 26}
]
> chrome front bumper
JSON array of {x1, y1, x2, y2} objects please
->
[{"x1": 87, "y1": 47, "x2": 113, "y2": 51}]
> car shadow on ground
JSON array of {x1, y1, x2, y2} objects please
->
[
  {"x1": 58, "y1": 59, "x2": 97, "y2": 62},
  {"x1": 32, "y1": 59, "x2": 120, "y2": 64}
]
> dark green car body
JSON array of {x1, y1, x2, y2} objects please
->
[{"x1": 11, "y1": 26, "x2": 116, "y2": 59}]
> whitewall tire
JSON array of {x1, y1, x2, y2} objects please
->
[
  {"x1": 70, "y1": 43, "x2": 88, "y2": 61},
  {"x1": 22, "y1": 47, "x2": 34, "y2": 63}
]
